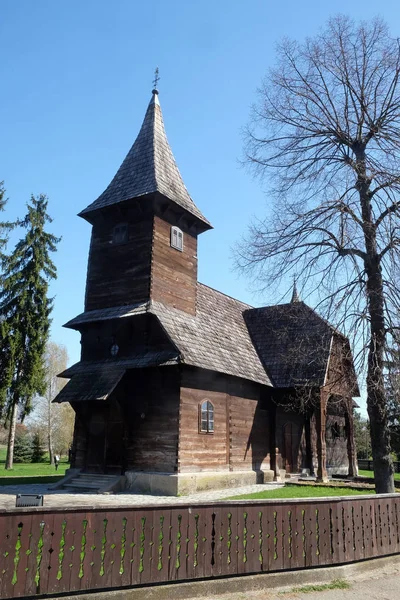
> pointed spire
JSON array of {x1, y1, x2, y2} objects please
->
[
  {"x1": 291, "y1": 278, "x2": 300, "y2": 303},
  {"x1": 79, "y1": 86, "x2": 211, "y2": 230}
]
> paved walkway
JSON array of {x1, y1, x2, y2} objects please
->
[
  {"x1": 0, "y1": 481, "x2": 283, "y2": 509},
  {"x1": 206, "y1": 561, "x2": 400, "y2": 599}
]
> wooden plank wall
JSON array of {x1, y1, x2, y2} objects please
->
[
  {"x1": 178, "y1": 369, "x2": 271, "y2": 473},
  {"x1": 325, "y1": 336, "x2": 357, "y2": 397},
  {"x1": 69, "y1": 408, "x2": 87, "y2": 469},
  {"x1": 229, "y1": 397, "x2": 270, "y2": 471},
  {"x1": 80, "y1": 313, "x2": 172, "y2": 362},
  {"x1": 179, "y1": 386, "x2": 228, "y2": 472},
  {"x1": 326, "y1": 413, "x2": 348, "y2": 472},
  {"x1": 70, "y1": 368, "x2": 180, "y2": 474},
  {"x1": 151, "y1": 215, "x2": 198, "y2": 315},
  {"x1": 121, "y1": 368, "x2": 180, "y2": 473},
  {"x1": 275, "y1": 406, "x2": 304, "y2": 473},
  {"x1": 85, "y1": 208, "x2": 153, "y2": 311}
]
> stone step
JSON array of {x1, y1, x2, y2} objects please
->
[
  {"x1": 74, "y1": 481, "x2": 116, "y2": 487},
  {"x1": 73, "y1": 477, "x2": 116, "y2": 483},
  {"x1": 65, "y1": 482, "x2": 105, "y2": 489},
  {"x1": 80, "y1": 474, "x2": 116, "y2": 479},
  {"x1": 61, "y1": 472, "x2": 123, "y2": 493},
  {"x1": 74, "y1": 477, "x2": 116, "y2": 483},
  {"x1": 70, "y1": 481, "x2": 109, "y2": 487}
]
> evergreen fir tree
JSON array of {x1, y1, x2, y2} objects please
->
[
  {"x1": 31, "y1": 432, "x2": 46, "y2": 463},
  {"x1": 0, "y1": 182, "x2": 16, "y2": 420},
  {"x1": 0, "y1": 194, "x2": 60, "y2": 469},
  {"x1": 0, "y1": 182, "x2": 12, "y2": 255},
  {"x1": 13, "y1": 431, "x2": 32, "y2": 464}
]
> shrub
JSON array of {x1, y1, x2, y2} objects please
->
[
  {"x1": 13, "y1": 433, "x2": 32, "y2": 463},
  {"x1": 31, "y1": 432, "x2": 46, "y2": 463}
]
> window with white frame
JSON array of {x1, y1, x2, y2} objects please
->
[
  {"x1": 199, "y1": 400, "x2": 214, "y2": 433},
  {"x1": 170, "y1": 226, "x2": 183, "y2": 251}
]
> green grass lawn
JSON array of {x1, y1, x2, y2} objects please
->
[
  {"x1": 358, "y1": 469, "x2": 400, "y2": 480},
  {"x1": 0, "y1": 444, "x2": 69, "y2": 484},
  {"x1": 229, "y1": 484, "x2": 375, "y2": 500}
]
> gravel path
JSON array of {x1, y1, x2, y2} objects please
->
[{"x1": 0, "y1": 481, "x2": 283, "y2": 509}]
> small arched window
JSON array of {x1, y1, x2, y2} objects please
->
[
  {"x1": 199, "y1": 400, "x2": 214, "y2": 433},
  {"x1": 113, "y1": 223, "x2": 128, "y2": 245},
  {"x1": 171, "y1": 226, "x2": 183, "y2": 251}
]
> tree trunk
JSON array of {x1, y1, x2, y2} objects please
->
[
  {"x1": 5, "y1": 400, "x2": 18, "y2": 470},
  {"x1": 47, "y1": 388, "x2": 53, "y2": 465},
  {"x1": 366, "y1": 294, "x2": 394, "y2": 492},
  {"x1": 316, "y1": 388, "x2": 328, "y2": 482},
  {"x1": 304, "y1": 411, "x2": 314, "y2": 476},
  {"x1": 344, "y1": 400, "x2": 357, "y2": 478},
  {"x1": 357, "y1": 149, "x2": 394, "y2": 493},
  {"x1": 48, "y1": 430, "x2": 53, "y2": 466}
]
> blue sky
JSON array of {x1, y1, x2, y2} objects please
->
[{"x1": 1, "y1": 1, "x2": 398, "y2": 414}]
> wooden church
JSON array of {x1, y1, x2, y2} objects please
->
[{"x1": 55, "y1": 86, "x2": 359, "y2": 495}]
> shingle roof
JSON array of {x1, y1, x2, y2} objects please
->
[
  {"x1": 79, "y1": 92, "x2": 211, "y2": 229},
  {"x1": 244, "y1": 302, "x2": 334, "y2": 388},
  {"x1": 59, "y1": 351, "x2": 179, "y2": 379},
  {"x1": 151, "y1": 284, "x2": 271, "y2": 386},
  {"x1": 54, "y1": 368, "x2": 125, "y2": 403},
  {"x1": 64, "y1": 302, "x2": 148, "y2": 329},
  {"x1": 61, "y1": 283, "x2": 271, "y2": 386},
  {"x1": 61, "y1": 288, "x2": 357, "y2": 392}
]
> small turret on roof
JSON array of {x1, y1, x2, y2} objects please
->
[
  {"x1": 79, "y1": 86, "x2": 211, "y2": 231},
  {"x1": 291, "y1": 279, "x2": 300, "y2": 303}
]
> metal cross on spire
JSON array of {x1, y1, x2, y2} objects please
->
[{"x1": 152, "y1": 67, "x2": 160, "y2": 94}]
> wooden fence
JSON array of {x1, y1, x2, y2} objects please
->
[{"x1": 1, "y1": 494, "x2": 400, "y2": 599}]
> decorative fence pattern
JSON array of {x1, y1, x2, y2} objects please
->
[{"x1": 1, "y1": 495, "x2": 400, "y2": 599}]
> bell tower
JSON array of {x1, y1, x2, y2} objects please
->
[{"x1": 78, "y1": 88, "x2": 211, "y2": 317}]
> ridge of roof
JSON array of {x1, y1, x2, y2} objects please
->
[{"x1": 79, "y1": 92, "x2": 211, "y2": 228}]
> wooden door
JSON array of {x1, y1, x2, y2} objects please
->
[
  {"x1": 104, "y1": 419, "x2": 124, "y2": 474},
  {"x1": 282, "y1": 422, "x2": 301, "y2": 473},
  {"x1": 85, "y1": 406, "x2": 107, "y2": 473},
  {"x1": 85, "y1": 401, "x2": 124, "y2": 474}
]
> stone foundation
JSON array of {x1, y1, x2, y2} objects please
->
[
  {"x1": 125, "y1": 469, "x2": 275, "y2": 496},
  {"x1": 327, "y1": 466, "x2": 351, "y2": 476}
]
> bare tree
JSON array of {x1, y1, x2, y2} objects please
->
[
  {"x1": 28, "y1": 341, "x2": 72, "y2": 464},
  {"x1": 237, "y1": 16, "x2": 400, "y2": 493}
]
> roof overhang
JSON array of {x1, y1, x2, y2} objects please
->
[{"x1": 53, "y1": 368, "x2": 125, "y2": 403}]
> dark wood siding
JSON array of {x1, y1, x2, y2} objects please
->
[
  {"x1": 326, "y1": 400, "x2": 349, "y2": 472},
  {"x1": 121, "y1": 367, "x2": 180, "y2": 473},
  {"x1": 229, "y1": 395, "x2": 270, "y2": 472},
  {"x1": 70, "y1": 406, "x2": 88, "y2": 469},
  {"x1": 84, "y1": 210, "x2": 153, "y2": 311},
  {"x1": 80, "y1": 314, "x2": 173, "y2": 362},
  {"x1": 325, "y1": 335, "x2": 358, "y2": 397},
  {"x1": 151, "y1": 215, "x2": 198, "y2": 315},
  {"x1": 275, "y1": 405, "x2": 304, "y2": 473},
  {"x1": 70, "y1": 367, "x2": 180, "y2": 474}
]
